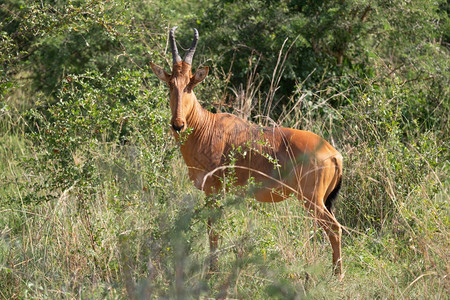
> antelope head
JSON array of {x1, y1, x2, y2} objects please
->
[{"x1": 150, "y1": 27, "x2": 209, "y2": 132}]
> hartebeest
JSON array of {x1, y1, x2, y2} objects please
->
[{"x1": 150, "y1": 27, "x2": 344, "y2": 277}]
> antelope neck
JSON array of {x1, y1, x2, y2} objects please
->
[{"x1": 184, "y1": 94, "x2": 215, "y2": 142}]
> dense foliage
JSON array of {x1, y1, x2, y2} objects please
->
[{"x1": 1, "y1": 0, "x2": 448, "y2": 298}]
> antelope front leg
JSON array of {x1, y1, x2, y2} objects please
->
[
  {"x1": 204, "y1": 192, "x2": 222, "y2": 274},
  {"x1": 207, "y1": 216, "x2": 219, "y2": 273}
]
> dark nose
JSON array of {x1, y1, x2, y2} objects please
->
[
  {"x1": 172, "y1": 122, "x2": 185, "y2": 132},
  {"x1": 171, "y1": 117, "x2": 186, "y2": 132}
]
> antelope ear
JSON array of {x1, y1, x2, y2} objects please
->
[
  {"x1": 191, "y1": 67, "x2": 209, "y2": 86},
  {"x1": 150, "y1": 62, "x2": 171, "y2": 82}
]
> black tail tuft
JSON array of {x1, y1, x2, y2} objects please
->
[{"x1": 325, "y1": 178, "x2": 342, "y2": 214}]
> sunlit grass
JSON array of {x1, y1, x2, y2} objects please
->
[
  {"x1": 2, "y1": 140, "x2": 447, "y2": 298},
  {"x1": 1, "y1": 66, "x2": 448, "y2": 300}
]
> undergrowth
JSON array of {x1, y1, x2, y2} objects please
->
[
  {"x1": 1, "y1": 64, "x2": 448, "y2": 299},
  {"x1": 1, "y1": 1, "x2": 448, "y2": 297}
]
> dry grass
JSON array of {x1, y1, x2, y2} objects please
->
[{"x1": 1, "y1": 54, "x2": 448, "y2": 299}]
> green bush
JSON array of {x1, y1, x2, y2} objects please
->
[
  {"x1": 0, "y1": 0, "x2": 448, "y2": 298},
  {"x1": 24, "y1": 68, "x2": 174, "y2": 201}
]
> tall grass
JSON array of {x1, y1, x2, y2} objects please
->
[{"x1": 1, "y1": 57, "x2": 448, "y2": 299}]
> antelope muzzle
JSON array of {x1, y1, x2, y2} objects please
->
[{"x1": 171, "y1": 117, "x2": 186, "y2": 132}]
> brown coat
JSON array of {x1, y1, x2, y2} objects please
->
[{"x1": 150, "y1": 27, "x2": 344, "y2": 277}]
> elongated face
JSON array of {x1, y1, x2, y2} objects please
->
[
  {"x1": 150, "y1": 62, "x2": 208, "y2": 132},
  {"x1": 150, "y1": 27, "x2": 208, "y2": 132}
]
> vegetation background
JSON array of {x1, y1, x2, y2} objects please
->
[{"x1": 1, "y1": 0, "x2": 448, "y2": 298}]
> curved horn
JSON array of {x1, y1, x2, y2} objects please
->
[
  {"x1": 169, "y1": 26, "x2": 182, "y2": 64},
  {"x1": 183, "y1": 28, "x2": 199, "y2": 65}
]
